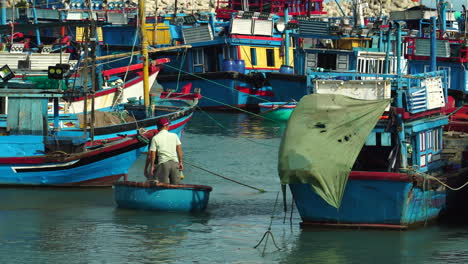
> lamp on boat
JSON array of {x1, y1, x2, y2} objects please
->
[
  {"x1": 275, "y1": 18, "x2": 286, "y2": 33},
  {"x1": 48, "y1": 65, "x2": 68, "y2": 80},
  {"x1": 0, "y1": 65, "x2": 14, "y2": 82}
]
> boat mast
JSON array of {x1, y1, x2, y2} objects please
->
[
  {"x1": 86, "y1": 0, "x2": 97, "y2": 144},
  {"x1": 140, "y1": 0, "x2": 150, "y2": 108}
]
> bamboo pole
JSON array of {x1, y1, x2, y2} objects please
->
[
  {"x1": 139, "y1": 0, "x2": 150, "y2": 107},
  {"x1": 92, "y1": 45, "x2": 192, "y2": 61}
]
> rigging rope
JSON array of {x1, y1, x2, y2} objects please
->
[
  {"x1": 184, "y1": 160, "x2": 266, "y2": 193},
  {"x1": 254, "y1": 191, "x2": 281, "y2": 256},
  {"x1": 161, "y1": 63, "x2": 272, "y2": 103}
]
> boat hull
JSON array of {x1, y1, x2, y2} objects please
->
[
  {"x1": 0, "y1": 132, "x2": 154, "y2": 187},
  {"x1": 290, "y1": 171, "x2": 446, "y2": 229},
  {"x1": 114, "y1": 182, "x2": 212, "y2": 212},
  {"x1": 158, "y1": 72, "x2": 274, "y2": 109},
  {"x1": 266, "y1": 72, "x2": 307, "y2": 102},
  {"x1": 258, "y1": 102, "x2": 296, "y2": 121}
]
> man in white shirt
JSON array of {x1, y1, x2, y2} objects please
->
[{"x1": 144, "y1": 118, "x2": 184, "y2": 184}]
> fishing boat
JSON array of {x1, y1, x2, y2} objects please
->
[
  {"x1": 279, "y1": 21, "x2": 463, "y2": 229},
  {"x1": 113, "y1": 181, "x2": 213, "y2": 212},
  {"x1": 0, "y1": 68, "x2": 157, "y2": 186},
  {"x1": 266, "y1": 0, "x2": 403, "y2": 102},
  {"x1": 156, "y1": 0, "x2": 326, "y2": 109},
  {"x1": 397, "y1": 3, "x2": 467, "y2": 131},
  {"x1": 258, "y1": 101, "x2": 297, "y2": 121}
]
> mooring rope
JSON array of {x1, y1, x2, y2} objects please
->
[
  {"x1": 199, "y1": 95, "x2": 281, "y2": 123},
  {"x1": 254, "y1": 191, "x2": 281, "y2": 256},
  {"x1": 161, "y1": 63, "x2": 272, "y2": 103},
  {"x1": 184, "y1": 160, "x2": 266, "y2": 193}
]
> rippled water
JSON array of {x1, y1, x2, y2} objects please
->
[{"x1": 1, "y1": 112, "x2": 467, "y2": 263}]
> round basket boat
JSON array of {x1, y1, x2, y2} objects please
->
[
  {"x1": 258, "y1": 102, "x2": 297, "y2": 121},
  {"x1": 113, "y1": 181, "x2": 213, "y2": 212}
]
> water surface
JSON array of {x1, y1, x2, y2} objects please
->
[{"x1": 1, "y1": 112, "x2": 467, "y2": 263}]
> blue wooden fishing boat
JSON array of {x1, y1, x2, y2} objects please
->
[
  {"x1": 113, "y1": 181, "x2": 213, "y2": 212},
  {"x1": 258, "y1": 102, "x2": 297, "y2": 121},
  {"x1": 266, "y1": 3, "x2": 403, "y2": 102},
  {"x1": 155, "y1": 0, "x2": 326, "y2": 109},
  {"x1": 395, "y1": 3, "x2": 467, "y2": 131},
  {"x1": 278, "y1": 18, "x2": 465, "y2": 229},
  {"x1": 0, "y1": 66, "x2": 159, "y2": 186}
]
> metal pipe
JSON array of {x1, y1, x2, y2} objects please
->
[
  {"x1": 384, "y1": 23, "x2": 392, "y2": 74},
  {"x1": 284, "y1": 4, "x2": 290, "y2": 66},
  {"x1": 32, "y1": 0, "x2": 41, "y2": 45},
  {"x1": 396, "y1": 22, "x2": 401, "y2": 78},
  {"x1": 439, "y1": 0, "x2": 446, "y2": 35},
  {"x1": 333, "y1": 0, "x2": 346, "y2": 17},
  {"x1": 1, "y1": 0, "x2": 6, "y2": 25},
  {"x1": 430, "y1": 16, "x2": 437, "y2": 72}
]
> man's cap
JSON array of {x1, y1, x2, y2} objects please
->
[{"x1": 157, "y1": 118, "x2": 170, "y2": 127}]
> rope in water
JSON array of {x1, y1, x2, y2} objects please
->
[
  {"x1": 161, "y1": 63, "x2": 272, "y2": 103},
  {"x1": 185, "y1": 160, "x2": 266, "y2": 193},
  {"x1": 254, "y1": 191, "x2": 281, "y2": 256}
]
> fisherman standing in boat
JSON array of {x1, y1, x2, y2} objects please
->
[{"x1": 145, "y1": 118, "x2": 184, "y2": 184}]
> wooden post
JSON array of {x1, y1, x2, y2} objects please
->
[{"x1": 140, "y1": 0, "x2": 150, "y2": 107}]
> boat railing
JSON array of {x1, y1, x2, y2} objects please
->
[{"x1": 404, "y1": 37, "x2": 468, "y2": 63}]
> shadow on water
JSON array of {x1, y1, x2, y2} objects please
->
[{"x1": 279, "y1": 226, "x2": 468, "y2": 264}]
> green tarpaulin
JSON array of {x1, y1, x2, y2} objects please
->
[{"x1": 278, "y1": 94, "x2": 390, "y2": 208}]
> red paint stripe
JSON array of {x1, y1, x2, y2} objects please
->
[
  {"x1": 349, "y1": 171, "x2": 411, "y2": 182},
  {"x1": 102, "y1": 63, "x2": 143, "y2": 78},
  {"x1": 88, "y1": 116, "x2": 192, "y2": 145},
  {"x1": 235, "y1": 86, "x2": 274, "y2": 97},
  {"x1": 231, "y1": 34, "x2": 284, "y2": 41},
  {"x1": 300, "y1": 222, "x2": 408, "y2": 230},
  {"x1": 245, "y1": 67, "x2": 280, "y2": 71},
  {"x1": 395, "y1": 107, "x2": 444, "y2": 120},
  {"x1": 0, "y1": 130, "x2": 157, "y2": 164}
]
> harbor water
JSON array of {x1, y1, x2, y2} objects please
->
[{"x1": 1, "y1": 112, "x2": 468, "y2": 264}]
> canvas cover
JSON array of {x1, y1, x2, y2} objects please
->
[{"x1": 278, "y1": 94, "x2": 390, "y2": 208}]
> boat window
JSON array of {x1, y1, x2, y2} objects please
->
[
  {"x1": 193, "y1": 48, "x2": 204, "y2": 65},
  {"x1": 437, "y1": 66, "x2": 451, "y2": 89},
  {"x1": 266, "y1": 49, "x2": 275, "y2": 67},
  {"x1": 250, "y1": 48, "x2": 257, "y2": 66},
  {"x1": 432, "y1": 129, "x2": 441, "y2": 152},
  {"x1": 192, "y1": 48, "x2": 205, "y2": 72},
  {"x1": 317, "y1": 53, "x2": 336, "y2": 70}
]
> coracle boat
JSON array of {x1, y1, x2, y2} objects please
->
[
  {"x1": 258, "y1": 102, "x2": 297, "y2": 121},
  {"x1": 113, "y1": 181, "x2": 213, "y2": 212}
]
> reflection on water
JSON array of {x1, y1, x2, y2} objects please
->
[{"x1": 1, "y1": 112, "x2": 468, "y2": 263}]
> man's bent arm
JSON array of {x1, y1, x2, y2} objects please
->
[{"x1": 176, "y1": 145, "x2": 184, "y2": 170}]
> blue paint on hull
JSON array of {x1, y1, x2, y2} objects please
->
[
  {"x1": 290, "y1": 178, "x2": 445, "y2": 227},
  {"x1": 268, "y1": 78, "x2": 308, "y2": 102},
  {"x1": 114, "y1": 185, "x2": 211, "y2": 212},
  {"x1": 0, "y1": 149, "x2": 138, "y2": 185},
  {"x1": 159, "y1": 77, "x2": 273, "y2": 109}
]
